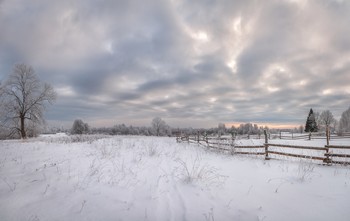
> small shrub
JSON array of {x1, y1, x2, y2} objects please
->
[
  {"x1": 296, "y1": 160, "x2": 315, "y2": 182},
  {"x1": 147, "y1": 145, "x2": 158, "y2": 156},
  {"x1": 175, "y1": 154, "x2": 226, "y2": 186}
]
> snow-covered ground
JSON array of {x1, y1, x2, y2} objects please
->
[{"x1": 1, "y1": 135, "x2": 350, "y2": 221}]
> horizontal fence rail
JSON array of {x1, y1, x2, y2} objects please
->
[
  {"x1": 325, "y1": 153, "x2": 350, "y2": 158},
  {"x1": 278, "y1": 132, "x2": 350, "y2": 141},
  {"x1": 267, "y1": 151, "x2": 326, "y2": 161},
  {"x1": 325, "y1": 145, "x2": 350, "y2": 149},
  {"x1": 267, "y1": 143, "x2": 325, "y2": 151}
]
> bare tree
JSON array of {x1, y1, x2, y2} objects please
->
[
  {"x1": 319, "y1": 110, "x2": 335, "y2": 129},
  {"x1": 339, "y1": 107, "x2": 350, "y2": 134},
  {"x1": 318, "y1": 110, "x2": 335, "y2": 139},
  {"x1": 218, "y1": 123, "x2": 226, "y2": 136},
  {"x1": 151, "y1": 117, "x2": 167, "y2": 136},
  {"x1": 0, "y1": 63, "x2": 56, "y2": 139},
  {"x1": 332, "y1": 119, "x2": 338, "y2": 133},
  {"x1": 298, "y1": 125, "x2": 304, "y2": 134}
]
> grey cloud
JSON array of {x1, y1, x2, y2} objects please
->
[{"x1": 1, "y1": 0, "x2": 350, "y2": 128}]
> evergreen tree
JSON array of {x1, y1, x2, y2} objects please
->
[{"x1": 304, "y1": 108, "x2": 318, "y2": 132}]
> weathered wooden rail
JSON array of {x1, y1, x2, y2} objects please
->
[{"x1": 279, "y1": 132, "x2": 350, "y2": 141}]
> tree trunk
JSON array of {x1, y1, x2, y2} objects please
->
[
  {"x1": 326, "y1": 126, "x2": 330, "y2": 146},
  {"x1": 20, "y1": 116, "x2": 26, "y2": 139}
]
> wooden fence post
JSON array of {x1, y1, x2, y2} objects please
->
[
  {"x1": 264, "y1": 130, "x2": 270, "y2": 160},
  {"x1": 279, "y1": 131, "x2": 281, "y2": 139},
  {"x1": 309, "y1": 132, "x2": 311, "y2": 140},
  {"x1": 203, "y1": 132, "x2": 208, "y2": 147},
  {"x1": 324, "y1": 145, "x2": 331, "y2": 165},
  {"x1": 326, "y1": 126, "x2": 330, "y2": 146},
  {"x1": 231, "y1": 133, "x2": 235, "y2": 147}
]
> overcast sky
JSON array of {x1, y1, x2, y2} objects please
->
[{"x1": 1, "y1": 0, "x2": 350, "y2": 128}]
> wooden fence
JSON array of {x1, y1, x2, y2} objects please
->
[
  {"x1": 176, "y1": 134, "x2": 350, "y2": 166},
  {"x1": 177, "y1": 135, "x2": 265, "y2": 155},
  {"x1": 324, "y1": 145, "x2": 350, "y2": 165}
]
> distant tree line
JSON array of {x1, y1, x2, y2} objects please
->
[
  {"x1": 69, "y1": 117, "x2": 173, "y2": 137},
  {"x1": 39, "y1": 106, "x2": 350, "y2": 138},
  {"x1": 66, "y1": 118, "x2": 276, "y2": 137}
]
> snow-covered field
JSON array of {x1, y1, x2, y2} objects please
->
[{"x1": 1, "y1": 135, "x2": 350, "y2": 221}]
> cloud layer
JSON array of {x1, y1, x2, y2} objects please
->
[{"x1": 1, "y1": 0, "x2": 350, "y2": 128}]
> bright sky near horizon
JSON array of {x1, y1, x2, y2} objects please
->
[{"x1": 0, "y1": 0, "x2": 349, "y2": 128}]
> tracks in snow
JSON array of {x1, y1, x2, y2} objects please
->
[{"x1": 154, "y1": 158, "x2": 187, "y2": 221}]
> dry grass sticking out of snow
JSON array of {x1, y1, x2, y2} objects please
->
[
  {"x1": 174, "y1": 153, "x2": 228, "y2": 186},
  {"x1": 0, "y1": 135, "x2": 350, "y2": 221}
]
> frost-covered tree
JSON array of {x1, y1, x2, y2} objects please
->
[
  {"x1": 71, "y1": 119, "x2": 90, "y2": 135},
  {"x1": 253, "y1": 124, "x2": 259, "y2": 134},
  {"x1": 165, "y1": 125, "x2": 172, "y2": 137},
  {"x1": 0, "y1": 64, "x2": 56, "y2": 138},
  {"x1": 314, "y1": 111, "x2": 320, "y2": 128},
  {"x1": 339, "y1": 107, "x2": 350, "y2": 133},
  {"x1": 218, "y1": 123, "x2": 226, "y2": 136},
  {"x1": 236, "y1": 123, "x2": 262, "y2": 135},
  {"x1": 304, "y1": 108, "x2": 318, "y2": 133},
  {"x1": 298, "y1": 125, "x2": 304, "y2": 134},
  {"x1": 229, "y1": 125, "x2": 237, "y2": 136},
  {"x1": 332, "y1": 119, "x2": 338, "y2": 133},
  {"x1": 319, "y1": 110, "x2": 335, "y2": 131},
  {"x1": 151, "y1": 117, "x2": 167, "y2": 136}
]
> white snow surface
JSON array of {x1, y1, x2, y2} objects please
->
[{"x1": 1, "y1": 135, "x2": 350, "y2": 221}]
